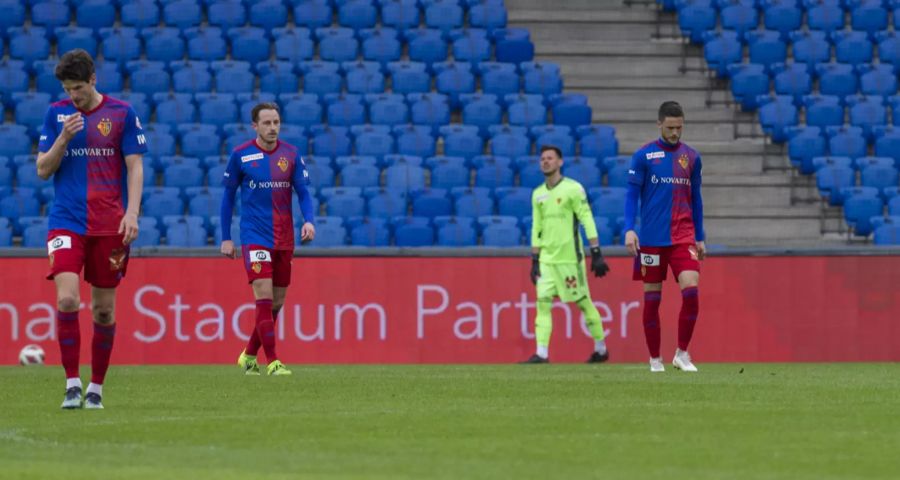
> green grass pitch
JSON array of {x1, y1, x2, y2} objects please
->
[{"x1": 1, "y1": 364, "x2": 898, "y2": 480}]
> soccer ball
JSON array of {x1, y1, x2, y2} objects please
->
[{"x1": 18, "y1": 344, "x2": 46, "y2": 366}]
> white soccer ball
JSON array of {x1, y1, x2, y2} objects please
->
[{"x1": 18, "y1": 344, "x2": 46, "y2": 366}]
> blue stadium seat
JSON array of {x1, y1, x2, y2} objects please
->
[
  {"x1": 282, "y1": 93, "x2": 323, "y2": 128},
  {"x1": 0, "y1": 125, "x2": 32, "y2": 158},
  {"x1": 790, "y1": 31, "x2": 831, "y2": 74},
  {"x1": 0, "y1": 164, "x2": 11, "y2": 188},
  {"x1": 434, "y1": 215, "x2": 477, "y2": 246},
  {"x1": 720, "y1": 3, "x2": 758, "y2": 35},
  {"x1": 163, "y1": 159, "x2": 205, "y2": 190},
  {"x1": 453, "y1": 187, "x2": 494, "y2": 217},
  {"x1": 0, "y1": 0, "x2": 25, "y2": 32},
  {"x1": 832, "y1": 31, "x2": 873, "y2": 66},
  {"x1": 338, "y1": 159, "x2": 378, "y2": 188},
  {"x1": 187, "y1": 188, "x2": 225, "y2": 227},
  {"x1": 434, "y1": 62, "x2": 476, "y2": 108},
  {"x1": 480, "y1": 215, "x2": 521, "y2": 247},
  {"x1": 812, "y1": 156, "x2": 853, "y2": 172},
  {"x1": 360, "y1": 28, "x2": 402, "y2": 67},
  {"x1": 890, "y1": 195, "x2": 900, "y2": 216},
  {"x1": 9, "y1": 27, "x2": 51, "y2": 68},
  {"x1": 366, "y1": 94, "x2": 408, "y2": 127},
  {"x1": 508, "y1": 96, "x2": 547, "y2": 128},
  {"x1": 127, "y1": 62, "x2": 170, "y2": 96},
  {"x1": 746, "y1": 30, "x2": 787, "y2": 73},
  {"x1": 311, "y1": 126, "x2": 352, "y2": 157},
  {"x1": 763, "y1": 0, "x2": 802, "y2": 40},
  {"x1": 347, "y1": 216, "x2": 391, "y2": 246},
  {"x1": 12, "y1": 92, "x2": 50, "y2": 139},
  {"x1": 275, "y1": 28, "x2": 315, "y2": 64},
  {"x1": 33, "y1": 60, "x2": 62, "y2": 96},
  {"x1": 22, "y1": 223, "x2": 49, "y2": 248},
  {"x1": 179, "y1": 124, "x2": 222, "y2": 158},
  {"x1": 77, "y1": 0, "x2": 116, "y2": 31},
  {"x1": 474, "y1": 158, "x2": 515, "y2": 189},
  {"x1": 412, "y1": 188, "x2": 453, "y2": 218},
  {"x1": 384, "y1": 160, "x2": 427, "y2": 190},
  {"x1": 381, "y1": 0, "x2": 421, "y2": 30},
  {"x1": 770, "y1": 62, "x2": 812, "y2": 104},
  {"x1": 425, "y1": 0, "x2": 463, "y2": 32},
  {"x1": 170, "y1": 61, "x2": 212, "y2": 93},
  {"x1": 875, "y1": 31, "x2": 900, "y2": 73},
  {"x1": 522, "y1": 61, "x2": 563, "y2": 98},
  {"x1": 803, "y1": 94, "x2": 844, "y2": 129},
  {"x1": 441, "y1": 125, "x2": 483, "y2": 161},
  {"x1": 353, "y1": 125, "x2": 395, "y2": 163},
  {"x1": 786, "y1": 126, "x2": 826, "y2": 174},
  {"x1": 851, "y1": 0, "x2": 889, "y2": 34},
  {"x1": 408, "y1": 28, "x2": 449, "y2": 68},
  {"x1": 213, "y1": 62, "x2": 255, "y2": 94},
  {"x1": 827, "y1": 126, "x2": 867, "y2": 160},
  {"x1": 209, "y1": 1, "x2": 247, "y2": 29},
  {"x1": 388, "y1": 61, "x2": 431, "y2": 95},
  {"x1": 563, "y1": 157, "x2": 602, "y2": 189},
  {"x1": 196, "y1": 93, "x2": 239, "y2": 131},
  {"x1": 409, "y1": 93, "x2": 451, "y2": 133},
  {"x1": 318, "y1": 28, "x2": 359, "y2": 62},
  {"x1": 677, "y1": 1, "x2": 717, "y2": 44},
  {"x1": 364, "y1": 187, "x2": 407, "y2": 219},
  {"x1": 551, "y1": 95, "x2": 593, "y2": 129},
  {"x1": 533, "y1": 124, "x2": 576, "y2": 156},
  {"x1": 470, "y1": 1, "x2": 507, "y2": 32},
  {"x1": 56, "y1": 27, "x2": 98, "y2": 58},
  {"x1": 392, "y1": 216, "x2": 434, "y2": 246},
  {"x1": 844, "y1": 192, "x2": 883, "y2": 236},
  {"x1": 847, "y1": 95, "x2": 887, "y2": 140},
  {"x1": 393, "y1": 125, "x2": 434, "y2": 158},
  {"x1": 873, "y1": 126, "x2": 900, "y2": 166},
  {"x1": 141, "y1": 27, "x2": 185, "y2": 63},
  {"x1": 294, "y1": 0, "x2": 333, "y2": 29},
  {"x1": 346, "y1": 62, "x2": 387, "y2": 94},
  {"x1": 300, "y1": 61, "x2": 344, "y2": 96},
  {"x1": 728, "y1": 63, "x2": 769, "y2": 111},
  {"x1": 590, "y1": 187, "x2": 627, "y2": 226},
  {"x1": 452, "y1": 29, "x2": 492, "y2": 66},
  {"x1": 163, "y1": 216, "x2": 208, "y2": 247},
  {"x1": 492, "y1": 27, "x2": 534, "y2": 64},
  {"x1": 254, "y1": 61, "x2": 297, "y2": 95},
  {"x1": 143, "y1": 188, "x2": 185, "y2": 223},
  {"x1": 428, "y1": 156, "x2": 469, "y2": 189},
  {"x1": 15, "y1": 161, "x2": 44, "y2": 190},
  {"x1": 250, "y1": 0, "x2": 288, "y2": 29},
  {"x1": 164, "y1": 0, "x2": 202, "y2": 29},
  {"x1": 229, "y1": 27, "x2": 270, "y2": 65},
  {"x1": 807, "y1": 2, "x2": 844, "y2": 34},
  {"x1": 873, "y1": 221, "x2": 900, "y2": 245},
  {"x1": 185, "y1": 27, "x2": 227, "y2": 61},
  {"x1": 477, "y1": 62, "x2": 519, "y2": 100},
  {"x1": 860, "y1": 163, "x2": 899, "y2": 196},
  {"x1": 325, "y1": 94, "x2": 366, "y2": 126},
  {"x1": 144, "y1": 128, "x2": 177, "y2": 158},
  {"x1": 489, "y1": 124, "x2": 531, "y2": 159},
  {"x1": 299, "y1": 158, "x2": 331, "y2": 189},
  {"x1": 461, "y1": 93, "x2": 502, "y2": 138},
  {"x1": 31, "y1": 2, "x2": 70, "y2": 29},
  {"x1": 495, "y1": 187, "x2": 531, "y2": 219},
  {"x1": 816, "y1": 165, "x2": 855, "y2": 205},
  {"x1": 702, "y1": 30, "x2": 742, "y2": 77},
  {"x1": 339, "y1": 0, "x2": 377, "y2": 30},
  {"x1": 121, "y1": 1, "x2": 160, "y2": 28},
  {"x1": 577, "y1": 124, "x2": 618, "y2": 161},
  {"x1": 321, "y1": 187, "x2": 366, "y2": 217},
  {"x1": 858, "y1": 64, "x2": 897, "y2": 97}
]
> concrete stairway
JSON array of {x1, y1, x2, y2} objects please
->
[{"x1": 506, "y1": 0, "x2": 833, "y2": 246}]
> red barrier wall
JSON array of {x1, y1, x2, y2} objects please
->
[{"x1": 1, "y1": 256, "x2": 898, "y2": 364}]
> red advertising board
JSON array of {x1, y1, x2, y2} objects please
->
[{"x1": 1, "y1": 256, "x2": 898, "y2": 364}]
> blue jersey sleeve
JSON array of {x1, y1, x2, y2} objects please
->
[
  {"x1": 691, "y1": 155, "x2": 705, "y2": 242},
  {"x1": 38, "y1": 107, "x2": 59, "y2": 153},
  {"x1": 627, "y1": 150, "x2": 646, "y2": 186},
  {"x1": 292, "y1": 156, "x2": 314, "y2": 223},
  {"x1": 121, "y1": 106, "x2": 148, "y2": 156},
  {"x1": 220, "y1": 152, "x2": 242, "y2": 241}
]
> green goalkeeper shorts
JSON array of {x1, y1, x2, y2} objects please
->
[{"x1": 536, "y1": 261, "x2": 590, "y2": 303}]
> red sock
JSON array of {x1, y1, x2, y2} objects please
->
[
  {"x1": 642, "y1": 291, "x2": 662, "y2": 358},
  {"x1": 57, "y1": 311, "x2": 80, "y2": 379},
  {"x1": 255, "y1": 299, "x2": 277, "y2": 363},
  {"x1": 245, "y1": 306, "x2": 280, "y2": 356},
  {"x1": 678, "y1": 287, "x2": 699, "y2": 351},
  {"x1": 90, "y1": 323, "x2": 116, "y2": 385}
]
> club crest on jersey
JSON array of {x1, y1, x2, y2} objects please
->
[
  {"x1": 97, "y1": 118, "x2": 112, "y2": 137},
  {"x1": 251, "y1": 262, "x2": 262, "y2": 274},
  {"x1": 109, "y1": 248, "x2": 126, "y2": 271},
  {"x1": 678, "y1": 154, "x2": 689, "y2": 170},
  {"x1": 277, "y1": 156, "x2": 288, "y2": 172},
  {"x1": 565, "y1": 276, "x2": 577, "y2": 289}
]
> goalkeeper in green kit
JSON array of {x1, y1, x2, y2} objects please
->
[{"x1": 521, "y1": 145, "x2": 611, "y2": 364}]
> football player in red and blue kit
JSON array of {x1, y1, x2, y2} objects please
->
[
  {"x1": 624, "y1": 101, "x2": 706, "y2": 373},
  {"x1": 37, "y1": 50, "x2": 147, "y2": 409},
  {"x1": 220, "y1": 102, "x2": 316, "y2": 376}
]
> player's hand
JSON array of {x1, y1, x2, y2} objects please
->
[
  {"x1": 590, "y1": 246, "x2": 610, "y2": 278},
  {"x1": 529, "y1": 254, "x2": 540, "y2": 285},
  {"x1": 60, "y1": 114, "x2": 85, "y2": 142},
  {"x1": 220, "y1": 240, "x2": 236, "y2": 259},
  {"x1": 300, "y1": 222, "x2": 316, "y2": 244},
  {"x1": 696, "y1": 241, "x2": 707, "y2": 260},
  {"x1": 624, "y1": 230, "x2": 640, "y2": 257},
  {"x1": 118, "y1": 212, "x2": 139, "y2": 245}
]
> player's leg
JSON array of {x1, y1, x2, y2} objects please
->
[
  {"x1": 671, "y1": 244, "x2": 701, "y2": 372},
  {"x1": 633, "y1": 247, "x2": 667, "y2": 372},
  {"x1": 561, "y1": 261, "x2": 608, "y2": 363},
  {"x1": 251, "y1": 278, "x2": 290, "y2": 375},
  {"x1": 81, "y1": 235, "x2": 130, "y2": 408},
  {"x1": 241, "y1": 251, "x2": 290, "y2": 359},
  {"x1": 47, "y1": 229, "x2": 87, "y2": 408},
  {"x1": 577, "y1": 296, "x2": 609, "y2": 363},
  {"x1": 521, "y1": 263, "x2": 555, "y2": 363}
]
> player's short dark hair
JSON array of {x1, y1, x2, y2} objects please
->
[
  {"x1": 540, "y1": 145, "x2": 563, "y2": 159},
  {"x1": 55, "y1": 49, "x2": 95, "y2": 83},
  {"x1": 251, "y1": 102, "x2": 281, "y2": 123},
  {"x1": 658, "y1": 101, "x2": 685, "y2": 121}
]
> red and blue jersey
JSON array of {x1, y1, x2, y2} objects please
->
[
  {"x1": 220, "y1": 140, "x2": 313, "y2": 250},
  {"x1": 626, "y1": 139, "x2": 705, "y2": 247},
  {"x1": 38, "y1": 96, "x2": 147, "y2": 235}
]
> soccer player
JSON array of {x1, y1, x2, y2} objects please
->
[
  {"x1": 36, "y1": 49, "x2": 147, "y2": 409},
  {"x1": 521, "y1": 145, "x2": 611, "y2": 364},
  {"x1": 624, "y1": 101, "x2": 706, "y2": 373},
  {"x1": 220, "y1": 102, "x2": 315, "y2": 376}
]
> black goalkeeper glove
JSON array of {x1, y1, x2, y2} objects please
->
[
  {"x1": 530, "y1": 253, "x2": 540, "y2": 285},
  {"x1": 590, "y1": 246, "x2": 610, "y2": 278}
]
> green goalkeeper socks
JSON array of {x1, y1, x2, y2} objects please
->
[{"x1": 535, "y1": 298, "x2": 553, "y2": 352}]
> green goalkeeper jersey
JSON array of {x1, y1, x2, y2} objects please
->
[{"x1": 531, "y1": 177, "x2": 599, "y2": 264}]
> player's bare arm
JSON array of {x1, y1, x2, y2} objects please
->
[
  {"x1": 625, "y1": 230, "x2": 640, "y2": 257},
  {"x1": 119, "y1": 154, "x2": 143, "y2": 245},
  {"x1": 220, "y1": 240, "x2": 236, "y2": 259},
  {"x1": 37, "y1": 114, "x2": 84, "y2": 179}
]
